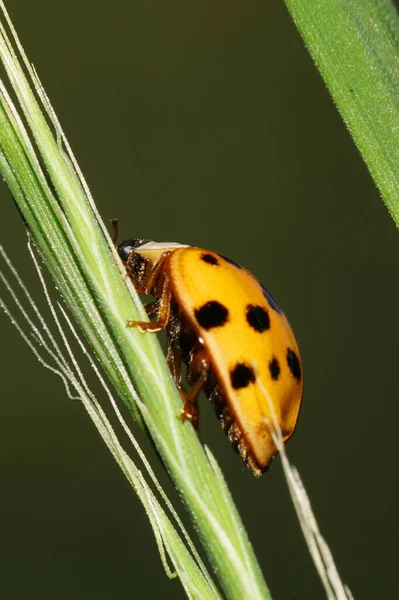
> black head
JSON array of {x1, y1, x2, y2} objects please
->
[{"x1": 117, "y1": 239, "x2": 149, "y2": 263}]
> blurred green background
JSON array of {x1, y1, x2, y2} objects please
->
[{"x1": 1, "y1": 1, "x2": 398, "y2": 598}]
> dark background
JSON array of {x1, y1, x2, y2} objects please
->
[{"x1": 0, "y1": 1, "x2": 398, "y2": 598}]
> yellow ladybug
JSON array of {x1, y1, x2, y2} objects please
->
[{"x1": 117, "y1": 239, "x2": 303, "y2": 476}]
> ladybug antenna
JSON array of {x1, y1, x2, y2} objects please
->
[{"x1": 111, "y1": 218, "x2": 119, "y2": 244}]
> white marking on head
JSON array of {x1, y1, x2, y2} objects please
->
[
  {"x1": 138, "y1": 241, "x2": 189, "y2": 252},
  {"x1": 135, "y1": 241, "x2": 190, "y2": 263}
]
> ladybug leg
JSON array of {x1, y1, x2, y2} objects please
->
[
  {"x1": 111, "y1": 219, "x2": 119, "y2": 243},
  {"x1": 166, "y1": 343, "x2": 185, "y2": 399},
  {"x1": 180, "y1": 348, "x2": 210, "y2": 431},
  {"x1": 144, "y1": 300, "x2": 160, "y2": 318},
  {"x1": 127, "y1": 278, "x2": 171, "y2": 333},
  {"x1": 126, "y1": 250, "x2": 168, "y2": 294}
]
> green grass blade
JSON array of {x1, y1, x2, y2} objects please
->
[{"x1": 284, "y1": 0, "x2": 399, "y2": 225}]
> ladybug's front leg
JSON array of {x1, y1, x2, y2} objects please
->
[
  {"x1": 144, "y1": 300, "x2": 160, "y2": 318},
  {"x1": 127, "y1": 278, "x2": 171, "y2": 333}
]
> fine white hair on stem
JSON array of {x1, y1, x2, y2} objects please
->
[
  {"x1": 56, "y1": 300, "x2": 217, "y2": 591},
  {"x1": 0, "y1": 240, "x2": 221, "y2": 600},
  {"x1": 255, "y1": 371, "x2": 352, "y2": 600}
]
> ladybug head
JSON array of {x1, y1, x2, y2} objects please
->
[{"x1": 117, "y1": 239, "x2": 150, "y2": 263}]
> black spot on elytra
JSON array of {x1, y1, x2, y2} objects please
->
[
  {"x1": 195, "y1": 301, "x2": 229, "y2": 330},
  {"x1": 261, "y1": 285, "x2": 283, "y2": 315},
  {"x1": 201, "y1": 253, "x2": 219, "y2": 265},
  {"x1": 246, "y1": 304, "x2": 270, "y2": 332},
  {"x1": 230, "y1": 363, "x2": 256, "y2": 389},
  {"x1": 287, "y1": 348, "x2": 301, "y2": 382},
  {"x1": 269, "y1": 357, "x2": 280, "y2": 381},
  {"x1": 219, "y1": 254, "x2": 242, "y2": 269}
]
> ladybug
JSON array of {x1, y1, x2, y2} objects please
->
[{"x1": 117, "y1": 238, "x2": 303, "y2": 476}]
